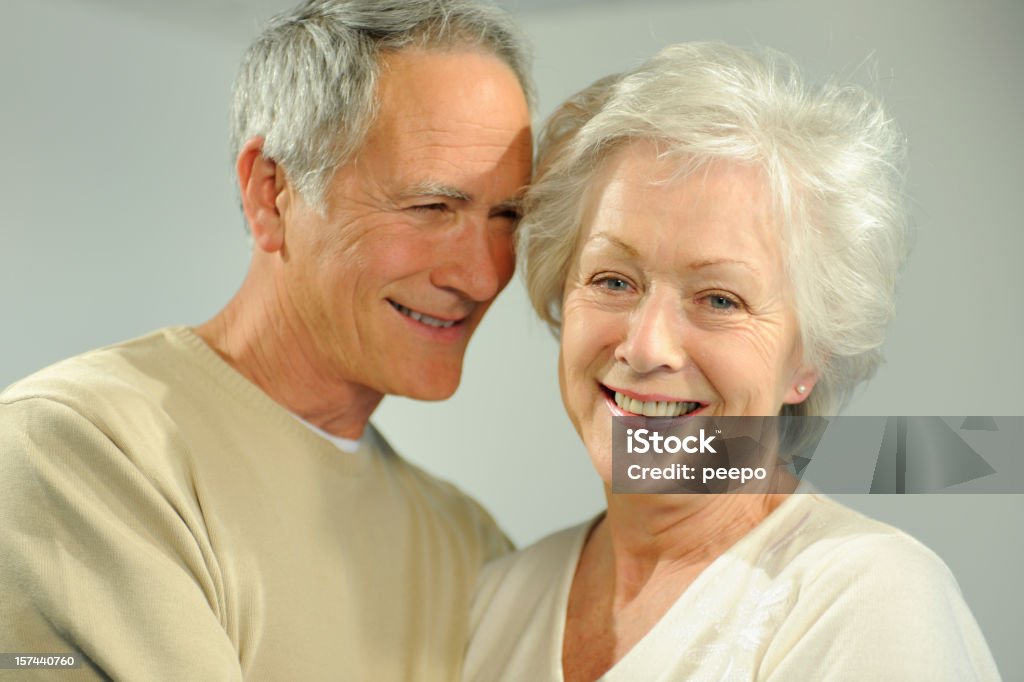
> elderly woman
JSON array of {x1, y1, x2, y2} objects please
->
[{"x1": 463, "y1": 43, "x2": 999, "y2": 681}]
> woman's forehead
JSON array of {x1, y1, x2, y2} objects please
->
[{"x1": 578, "y1": 144, "x2": 781, "y2": 265}]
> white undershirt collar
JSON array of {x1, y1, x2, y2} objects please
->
[{"x1": 291, "y1": 413, "x2": 364, "y2": 453}]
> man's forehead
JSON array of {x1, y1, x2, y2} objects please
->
[
  {"x1": 360, "y1": 117, "x2": 532, "y2": 197},
  {"x1": 371, "y1": 48, "x2": 529, "y2": 131},
  {"x1": 343, "y1": 48, "x2": 532, "y2": 203}
]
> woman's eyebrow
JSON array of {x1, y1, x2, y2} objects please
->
[
  {"x1": 688, "y1": 258, "x2": 760, "y2": 275},
  {"x1": 585, "y1": 233, "x2": 760, "y2": 274},
  {"x1": 585, "y1": 232, "x2": 640, "y2": 258}
]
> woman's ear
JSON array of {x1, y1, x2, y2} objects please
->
[
  {"x1": 236, "y1": 137, "x2": 287, "y2": 253},
  {"x1": 784, "y1": 365, "x2": 820, "y2": 405}
]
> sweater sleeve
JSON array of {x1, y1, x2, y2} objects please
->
[
  {"x1": 760, "y1": 533, "x2": 1001, "y2": 681},
  {"x1": 0, "y1": 396, "x2": 243, "y2": 681}
]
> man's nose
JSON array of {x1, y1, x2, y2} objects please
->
[
  {"x1": 615, "y1": 288, "x2": 687, "y2": 375},
  {"x1": 430, "y1": 218, "x2": 514, "y2": 303}
]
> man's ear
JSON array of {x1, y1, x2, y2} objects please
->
[{"x1": 237, "y1": 137, "x2": 287, "y2": 253}]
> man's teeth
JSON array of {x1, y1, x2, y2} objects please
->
[
  {"x1": 392, "y1": 302, "x2": 456, "y2": 329},
  {"x1": 614, "y1": 391, "x2": 700, "y2": 417}
]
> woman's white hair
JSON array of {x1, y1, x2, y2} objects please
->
[
  {"x1": 522, "y1": 42, "x2": 908, "y2": 417},
  {"x1": 230, "y1": 0, "x2": 532, "y2": 211}
]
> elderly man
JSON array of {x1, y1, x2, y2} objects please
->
[{"x1": 0, "y1": 1, "x2": 531, "y2": 679}]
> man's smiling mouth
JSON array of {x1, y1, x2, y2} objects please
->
[{"x1": 388, "y1": 300, "x2": 460, "y2": 329}]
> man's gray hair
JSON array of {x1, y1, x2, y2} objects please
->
[
  {"x1": 521, "y1": 42, "x2": 909, "y2": 417},
  {"x1": 230, "y1": 0, "x2": 533, "y2": 210}
]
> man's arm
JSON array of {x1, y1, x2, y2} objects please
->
[{"x1": 0, "y1": 397, "x2": 243, "y2": 680}]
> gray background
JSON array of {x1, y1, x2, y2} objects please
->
[{"x1": 4, "y1": 0, "x2": 1022, "y2": 675}]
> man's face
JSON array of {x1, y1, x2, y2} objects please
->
[{"x1": 276, "y1": 48, "x2": 532, "y2": 400}]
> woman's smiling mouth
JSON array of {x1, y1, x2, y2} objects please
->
[{"x1": 601, "y1": 384, "x2": 704, "y2": 417}]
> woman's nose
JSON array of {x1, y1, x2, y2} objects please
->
[{"x1": 614, "y1": 289, "x2": 687, "y2": 374}]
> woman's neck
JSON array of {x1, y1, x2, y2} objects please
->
[
  {"x1": 562, "y1": 493, "x2": 789, "y2": 682},
  {"x1": 598, "y1": 491, "x2": 787, "y2": 604}
]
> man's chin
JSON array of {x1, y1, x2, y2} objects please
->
[{"x1": 395, "y1": 373, "x2": 462, "y2": 402}]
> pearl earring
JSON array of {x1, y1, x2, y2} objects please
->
[{"x1": 796, "y1": 385, "x2": 807, "y2": 394}]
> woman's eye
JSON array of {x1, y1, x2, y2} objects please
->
[
  {"x1": 705, "y1": 294, "x2": 739, "y2": 310},
  {"x1": 596, "y1": 277, "x2": 631, "y2": 292}
]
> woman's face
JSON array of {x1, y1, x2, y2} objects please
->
[{"x1": 559, "y1": 142, "x2": 818, "y2": 481}]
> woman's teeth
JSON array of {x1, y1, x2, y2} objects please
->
[
  {"x1": 614, "y1": 391, "x2": 700, "y2": 417},
  {"x1": 391, "y1": 301, "x2": 456, "y2": 329}
]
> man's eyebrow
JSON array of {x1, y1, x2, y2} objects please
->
[
  {"x1": 403, "y1": 181, "x2": 524, "y2": 214},
  {"x1": 403, "y1": 181, "x2": 471, "y2": 202}
]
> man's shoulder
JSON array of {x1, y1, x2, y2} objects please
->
[
  {"x1": 0, "y1": 326, "x2": 231, "y2": 466},
  {"x1": 0, "y1": 329, "x2": 214, "y2": 546},
  {"x1": 2, "y1": 327, "x2": 195, "y2": 409},
  {"x1": 367, "y1": 425, "x2": 514, "y2": 559},
  {"x1": 366, "y1": 424, "x2": 473, "y2": 501}
]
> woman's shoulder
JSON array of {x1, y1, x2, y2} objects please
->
[
  {"x1": 755, "y1": 495, "x2": 1000, "y2": 680},
  {"x1": 465, "y1": 520, "x2": 597, "y2": 681},
  {"x1": 474, "y1": 519, "x2": 594, "y2": 607},
  {"x1": 764, "y1": 494, "x2": 954, "y2": 584}
]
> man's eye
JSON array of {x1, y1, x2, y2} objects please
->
[
  {"x1": 412, "y1": 203, "x2": 448, "y2": 212},
  {"x1": 493, "y1": 209, "x2": 522, "y2": 222}
]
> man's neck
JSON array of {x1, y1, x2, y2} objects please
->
[{"x1": 193, "y1": 273, "x2": 382, "y2": 440}]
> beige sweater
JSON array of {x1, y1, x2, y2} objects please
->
[
  {"x1": 0, "y1": 327, "x2": 510, "y2": 681},
  {"x1": 465, "y1": 493, "x2": 1001, "y2": 681}
]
